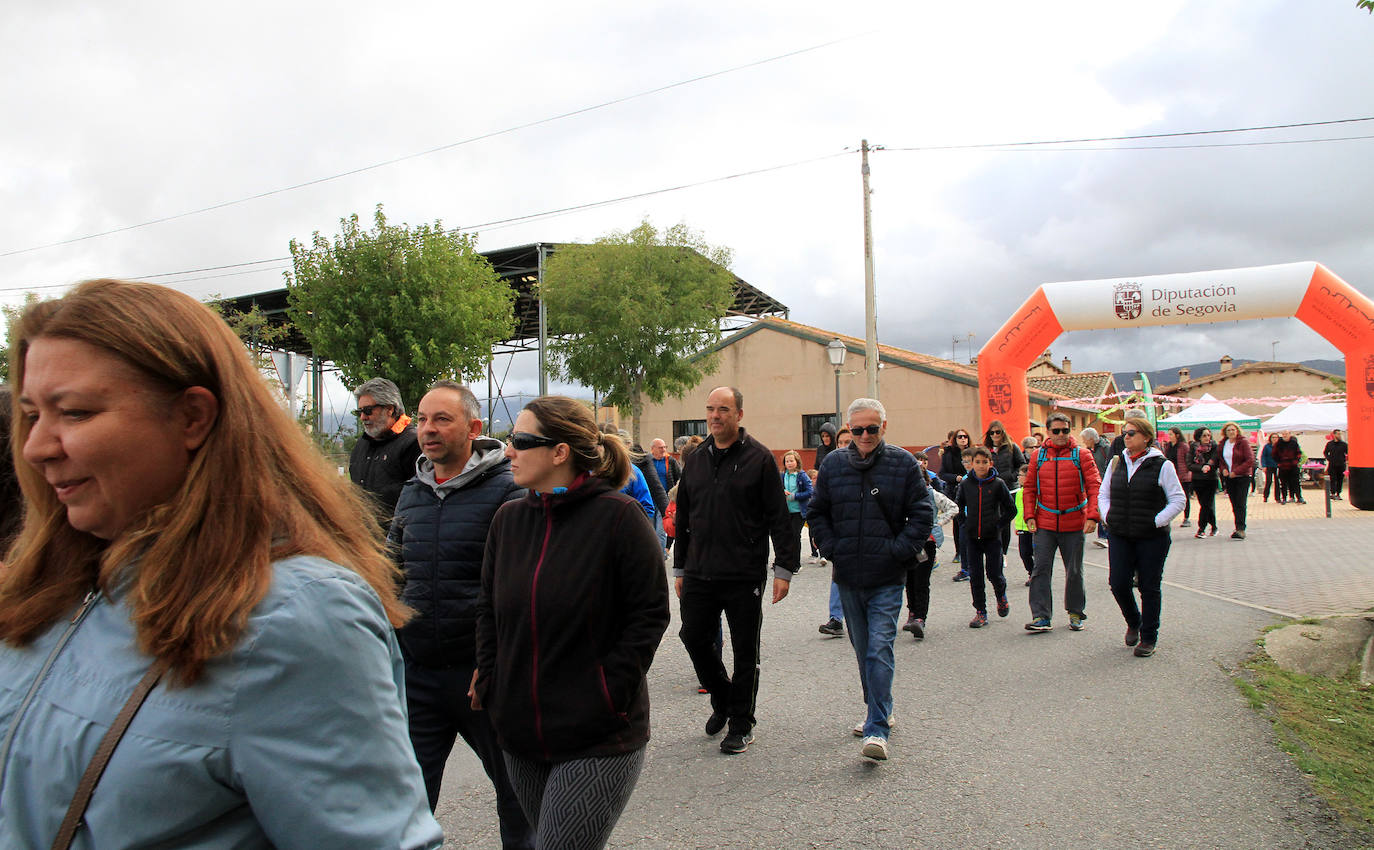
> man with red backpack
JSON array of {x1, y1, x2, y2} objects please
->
[{"x1": 1022, "y1": 412, "x2": 1102, "y2": 633}]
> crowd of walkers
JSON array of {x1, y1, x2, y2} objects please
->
[{"x1": 0, "y1": 278, "x2": 1356, "y2": 849}]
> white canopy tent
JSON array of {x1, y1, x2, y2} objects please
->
[
  {"x1": 1261, "y1": 401, "x2": 1347, "y2": 434},
  {"x1": 1157, "y1": 393, "x2": 1262, "y2": 431}
]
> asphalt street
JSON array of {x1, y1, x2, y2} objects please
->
[{"x1": 435, "y1": 503, "x2": 1371, "y2": 849}]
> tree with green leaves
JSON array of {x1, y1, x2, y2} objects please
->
[
  {"x1": 541, "y1": 219, "x2": 736, "y2": 445},
  {"x1": 286, "y1": 205, "x2": 514, "y2": 408},
  {"x1": 1, "y1": 294, "x2": 40, "y2": 384},
  {"x1": 1361, "y1": 1, "x2": 1373, "y2": 13}
]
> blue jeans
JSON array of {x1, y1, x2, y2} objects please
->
[
  {"x1": 828, "y1": 581, "x2": 844, "y2": 622},
  {"x1": 836, "y1": 582, "x2": 904, "y2": 739}
]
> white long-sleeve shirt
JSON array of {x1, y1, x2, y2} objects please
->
[{"x1": 1098, "y1": 447, "x2": 1186, "y2": 530}]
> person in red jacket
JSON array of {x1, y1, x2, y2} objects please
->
[
  {"x1": 1216, "y1": 422, "x2": 1256, "y2": 539},
  {"x1": 1021, "y1": 412, "x2": 1101, "y2": 632}
]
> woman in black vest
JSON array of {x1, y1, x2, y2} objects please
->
[{"x1": 1098, "y1": 417, "x2": 1185, "y2": 658}]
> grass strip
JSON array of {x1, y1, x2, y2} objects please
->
[{"x1": 1237, "y1": 649, "x2": 1374, "y2": 834}]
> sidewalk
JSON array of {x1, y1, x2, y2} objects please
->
[{"x1": 435, "y1": 500, "x2": 1371, "y2": 848}]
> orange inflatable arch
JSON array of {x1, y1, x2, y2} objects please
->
[{"x1": 977, "y1": 262, "x2": 1374, "y2": 510}]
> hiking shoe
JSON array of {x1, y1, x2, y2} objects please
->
[
  {"x1": 901, "y1": 613, "x2": 919, "y2": 633},
  {"x1": 852, "y1": 715, "x2": 895, "y2": 737},
  {"x1": 720, "y1": 731, "x2": 754, "y2": 754},
  {"x1": 1232, "y1": 530, "x2": 1246, "y2": 540},
  {"x1": 1025, "y1": 618, "x2": 1052, "y2": 632},
  {"x1": 1180, "y1": 519, "x2": 1192, "y2": 527},
  {"x1": 1068, "y1": 613, "x2": 1086, "y2": 631},
  {"x1": 1092, "y1": 539, "x2": 1107, "y2": 549},
  {"x1": 705, "y1": 711, "x2": 727, "y2": 736},
  {"x1": 818, "y1": 618, "x2": 844, "y2": 636},
  {"x1": 952, "y1": 570, "x2": 970, "y2": 582},
  {"x1": 1125, "y1": 626, "x2": 1140, "y2": 647},
  {"x1": 697, "y1": 685, "x2": 708, "y2": 694},
  {"x1": 908, "y1": 617, "x2": 925, "y2": 640},
  {"x1": 861, "y1": 736, "x2": 889, "y2": 760},
  {"x1": 996, "y1": 595, "x2": 1010, "y2": 617},
  {"x1": 952, "y1": 554, "x2": 961, "y2": 564},
  {"x1": 969, "y1": 611, "x2": 988, "y2": 628},
  {"x1": 1134, "y1": 642, "x2": 1156, "y2": 658}
]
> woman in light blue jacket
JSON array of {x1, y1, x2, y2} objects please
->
[{"x1": 0, "y1": 280, "x2": 441, "y2": 849}]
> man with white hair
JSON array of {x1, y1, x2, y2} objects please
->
[
  {"x1": 806, "y1": 398, "x2": 933, "y2": 762},
  {"x1": 348, "y1": 377, "x2": 421, "y2": 523}
]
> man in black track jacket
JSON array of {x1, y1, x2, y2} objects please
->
[
  {"x1": 674, "y1": 386, "x2": 798, "y2": 755},
  {"x1": 388, "y1": 380, "x2": 532, "y2": 849}
]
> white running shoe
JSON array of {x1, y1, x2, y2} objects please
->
[
  {"x1": 861, "y1": 736, "x2": 889, "y2": 760},
  {"x1": 852, "y1": 714, "x2": 895, "y2": 736}
]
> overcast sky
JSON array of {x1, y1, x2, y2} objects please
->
[{"x1": 3, "y1": 1, "x2": 1372, "y2": 410}]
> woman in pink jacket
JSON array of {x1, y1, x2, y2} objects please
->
[{"x1": 1216, "y1": 422, "x2": 1256, "y2": 540}]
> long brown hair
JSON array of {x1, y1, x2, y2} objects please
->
[
  {"x1": 1, "y1": 279, "x2": 410, "y2": 684},
  {"x1": 983, "y1": 419, "x2": 1008, "y2": 449},
  {"x1": 524, "y1": 396, "x2": 630, "y2": 488}
]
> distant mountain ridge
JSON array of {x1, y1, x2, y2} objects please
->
[{"x1": 1113, "y1": 358, "x2": 1343, "y2": 392}]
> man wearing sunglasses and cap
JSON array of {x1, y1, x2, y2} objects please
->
[
  {"x1": 349, "y1": 377, "x2": 422, "y2": 524},
  {"x1": 1022, "y1": 411, "x2": 1102, "y2": 633}
]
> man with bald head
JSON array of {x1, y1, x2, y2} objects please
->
[{"x1": 674, "y1": 386, "x2": 798, "y2": 755}]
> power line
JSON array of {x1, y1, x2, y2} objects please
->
[
  {"x1": 881, "y1": 115, "x2": 1374, "y2": 152},
  {"x1": 0, "y1": 33, "x2": 873, "y2": 261},
  {"x1": 916, "y1": 133, "x2": 1374, "y2": 154}
]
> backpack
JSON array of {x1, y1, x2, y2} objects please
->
[{"x1": 1034, "y1": 446, "x2": 1087, "y2": 515}]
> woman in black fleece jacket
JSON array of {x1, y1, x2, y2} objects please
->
[{"x1": 474, "y1": 396, "x2": 669, "y2": 850}]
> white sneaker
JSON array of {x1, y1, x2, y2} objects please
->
[
  {"x1": 861, "y1": 736, "x2": 889, "y2": 760},
  {"x1": 852, "y1": 714, "x2": 895, "y2": 736}
]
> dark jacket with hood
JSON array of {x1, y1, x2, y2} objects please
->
[
  {"x1": 806, "y1": 442, "x2": 935, "y2": 589},
  {"x1": 814, "y1": 421, "x2": 838, "y2": 470},
  {"x1": 956, "y1": 469, "x2": 1015, "y2": 541},
  {"x1": 989, "y1": 442, "x2": 1025, "y2": 490},
  {"x1": 632, "y1": 448, "x2": 669, "y2": 515},
  {"x1": 938, "y1": 444, "x2": 965, "y2": 498},
  {"x1": 350, "y1": 416, "x2": 422, "y2": 522},
  {"x1": 673, "y1": 428, "x2": 800, "y2": 582},
  {"x1": 388, "y1": 438, "x2": 521, "y2": 668},
  {"x1": 475, "y1": 476, "x2": 669, "y2": 762}
]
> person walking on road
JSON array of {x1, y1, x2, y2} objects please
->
[
  {"x1": 1324, "y1": 429, "x2": 1349, "y2": 501},
  {"x1": 1168, "y1": 426, "x2": 1194, "y2": 526},
  {"x1": 955, "y1": 447, "x2": 1015, "y2": 628},
  {"x1": 1080, "y1": 427, "x2": 1111, "y2": 548},
  {"x1": 983, "y1": 419, "x2": 1025, "y2": 491},
  {"x1": 388, "y1": 381, "x2": 533, "y2": 848},
  {"x1": 1098, "y1": 416, "x2": 1185, "y2": 658},
  {"x1": 781, "y1": 450, "x2": 814, "y2": 560},
  {"x1": 1216, "y1": 422, "x2": 1255, "y2": 540},
  {"x1": 1260, "y1": 433, "x2": 1280, "y2": 503},
  {"x1": 806, "y1": 398, "x2": 933, "y2": 761},
  {"x1": 1022, "y1": 412, "x2": 1101, "y2": 633},
  {"x1": 1187, "y1": 428, "x2": 1220, "y2": 536},
  {"x1": 674, "y1": 387, "x2": 798, "y2": 755},
  {"x1": 473, "y1": 397, "x2": 669, "y2": 850},
  {"x1": 349, "y1": 377, "x2": 422, "y2": 526},
  {"x1": 1273, "y1": 431, "x2": 1305, "y2": 505}
]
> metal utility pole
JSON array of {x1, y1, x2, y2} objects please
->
[{"x1": 861, "y1": 140, "x2": 878, "y2": 398}]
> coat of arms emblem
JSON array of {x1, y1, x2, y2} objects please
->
[
  {"x1": 987, "y1": 372, "x2": 1013, "y2": 415},
  {"x1": 1114, "y1": 282, "x2": 1142, "y2": 321}
]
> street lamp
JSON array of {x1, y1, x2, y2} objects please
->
[{"x1": 827, "y1": 338, "x2": 847, "y2": 429}]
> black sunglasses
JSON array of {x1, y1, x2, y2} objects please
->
[
  {"x1": 956, "y1": 434, "x2": 970, "y2": 440},
  {"x1": 850, "y1": 424, "x2": 881, "y2": 436},
  {"x1": 351, "y1": 404, "x2": 387, "y2": 417},
  {"x1": 1122, "y1": 429, "x2": 1139, "y2": 437},
  {"x1": 507, "y1": 432, "x2": 560, "y2": 451},
  {"x1": 1050, "y1": 428, "x2": 1071, "y2": 435},
  {"x1": 988, "y1": 429, "x2": 1003, "y2": 435}
]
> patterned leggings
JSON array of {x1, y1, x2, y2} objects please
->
[{"x1": 503, "y1": 747, "x2": 646, "y2": 850}]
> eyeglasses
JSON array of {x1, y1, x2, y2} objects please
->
[
  {"x1": 351, "y1": 404, "x2": 386, "y2": 417},
  {"x1": 507, "y1": 432, "x2": 560, "y2": 451},
  {"x1": 850, "y1": 424, "x2": 881, "y2": 436},
  {"x1": 1050, "y1": 428, "x2": 1071, "y2": 435},
  {"x1": 1122, "y1": 430, "x2": 1139, "y2": 437}
]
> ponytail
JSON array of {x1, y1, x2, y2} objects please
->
[{"x1": 596, "y1": 432, "x2": 632, "y2": 489}]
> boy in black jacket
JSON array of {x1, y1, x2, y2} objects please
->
[{"x1": 956, "y1": 447, "x2": 1015, "y2": 628}]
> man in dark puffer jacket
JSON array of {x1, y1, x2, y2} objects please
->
[
  {"x1": 388, "y1": 381, "x2": 532, "y2": 848},
  {"x1": 806, "y1": 398, "x2": 933, "y2": 762}
]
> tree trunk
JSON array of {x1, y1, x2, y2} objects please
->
[{"x1": 630, "y1": 375, "x2": 644, "y2": 448}]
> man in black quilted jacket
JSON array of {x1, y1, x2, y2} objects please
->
[
  {"x1": 388, "y1": 380, "x2": 532, "y2": 848},
  {"x1": 806, "y1": 397, "x2": 933, "y2": 763}
]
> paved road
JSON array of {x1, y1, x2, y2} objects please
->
[{"x1": 435, "y1": 496, "x2": 1371, "y2": 848}]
